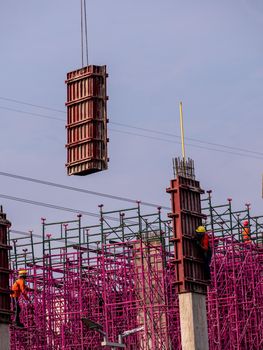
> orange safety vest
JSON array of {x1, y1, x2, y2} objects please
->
[
  {"x1": 242, "y1": 227, "x2": 251, "y2": 243},
  {"x1": 200, "y1": 233, "x2": 210, "y2": 251},
  {"x1": 11, "y1": 278, "x2": 28, "y2": 299}
]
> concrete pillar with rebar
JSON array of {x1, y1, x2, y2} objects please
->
[{"x1": 167, "y1": 158, "x2": 209, "y2": 350}]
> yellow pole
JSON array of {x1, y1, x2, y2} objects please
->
[{"x1": 179, "y1": 101, "x2": 186, "y2": 160}]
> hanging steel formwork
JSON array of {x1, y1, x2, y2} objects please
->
[
  {"x1": 65, "y1": 65, "x2": 109, "y2": 176},
  {"x1": 8, "y1": 197, "x2": 263, "y2": 349}
]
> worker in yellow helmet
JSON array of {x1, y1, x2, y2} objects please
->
[
  {"x1": 11, "y1": 269, "x2": 30, "y2": 328},
  {"x1": 195, "y1": 226, "x2": 212, "y2": 281}
]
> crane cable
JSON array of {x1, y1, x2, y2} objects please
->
[{"x1": 80, "y1": 0, "x2": 89, "y2": 67}]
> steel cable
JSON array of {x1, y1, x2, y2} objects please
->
[{"x1": 84, "y1": 0, "x2": 89, "y2": 65}]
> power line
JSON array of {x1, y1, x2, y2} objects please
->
[
  {"x1": 0, "y1": 193, "x2": 136, "y2": 223},
  {"x1": 0, "y1": 97, "x2": 65, "y2": 113},
  {"x1": 0, "y1": 194, "x2": 168, "y2": 228},
  {"x1": 10, "y1": 229, "x2": 80, "y2": 246},
  {"x1": 110, "y1": 129, "x2": 263, "y2": 160},
  {"x1": 0, "y1": 104, "x2": 262, "y2": 161},
  {"x1": 0, "y1": 96, "x2": 262, "y2": 157},
  {"x1": 10, "y1": 229, "x2": 42, "y2": 239},
  {"x1": 0, "y1": 193, "x2": 101, "y2": 218},
  {"x1": 0, "y1": 106, "x2": 63, "y2": 121},
  {"x1": 0, "y1": 171, "x2": 170, "y2": 210},
  {"x1": 111, "y1": 122, "x2": 263, "y2": 157}
]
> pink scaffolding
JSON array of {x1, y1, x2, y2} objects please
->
[{"x1": 8, "y1": 198, "x2": 263, "y2": 349}]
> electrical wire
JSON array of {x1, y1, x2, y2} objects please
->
[
  {"x1": 0, "y1": 105, "x2": 262, "y2": 161},
  {"x1": 10, "y1": 229, "x2": 42, "y2": 239},
  {"x1": 0, "y1": 194, "x2": 168, "y2": 230},
  {"x1": 0, "y1": 193, "x2": 126, "y2": 222},
  {"x1": 0, "y1": 106, "x2": 63, "y2": 121},
  {"x1": 0, "y1": 171, "x2": 170, "y2": 210},
  {"x1": 0, "y1": 97, "x2": 262, "y2": 158},
  {"x1": 0, "y1": 193, "x2": 100, "y2": 217},
  {"x1": 110, "y1": 129, "x2": 263, "y2": 160},
  {"x1": 10, "y1": 229, "x2": 82, "y2": 247},
  {"x1": 0, "y1": 96, "x2": 65, "y2": 113},
  {"x1": 111, "y1": 122, "x2": 263, "y2": 157}
]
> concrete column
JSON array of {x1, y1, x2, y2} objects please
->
[
  {"x1": 179, "y1": 292, "x2": 209, "y2": 350},
  {"x1": 0, "y1": 324, "x2": 10, "y2": 350}
]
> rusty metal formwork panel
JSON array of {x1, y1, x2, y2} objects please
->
[
  {"x1": 65, "y1": 65, "x2": 109, "y2": 176},
  {"x1": 0, "y1": 206, "x2": 11, "y2": 323},
  {"x1": 166, "y1": 158, "x2": 207, "y2": 294}
]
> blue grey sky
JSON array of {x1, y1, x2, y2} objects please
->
[{"x1": 0, "y1": 0, "x2": 262, "y2": 235}]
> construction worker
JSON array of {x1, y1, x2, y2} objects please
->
[
  {"x1": 242, "y1": 220, "x2": 251, "y2": 243},
  {"x1": 195, "y1": 226, "x2": 212, "y2": 280},
  {"x1": 11, "y1": 269, "x2": 30, "y2": 328}
]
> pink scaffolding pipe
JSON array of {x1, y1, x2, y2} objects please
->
[{"x1": 10, "y1": 237, "x2": 262, "y2": 350}]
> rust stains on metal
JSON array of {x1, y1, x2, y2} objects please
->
[
  {"x1": 167, "y1": 158, "x2": 208, "y2": 294},
  {"x1": 65, "y1": 65, "x2": 109, "y2": 176},
  {"x1": 0, "y1": 206, "x2": 12, "y2": 324}
]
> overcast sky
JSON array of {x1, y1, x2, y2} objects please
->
[{"x1": 0, "y1": 0, "x2": 262, "y2": 240}]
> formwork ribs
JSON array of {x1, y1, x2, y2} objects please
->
[
  {"x1": 0, "y1": 206, "x2": 12, "y2": 324},
  {"x1": 65, "y1": 65, "x2": 109, "y2": 176},
  {"x1": 166, "y1": 158, "x2": 208, "y2": 294}
]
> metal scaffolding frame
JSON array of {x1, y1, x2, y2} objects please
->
[
  {"x1": 203, "y1": 191, "x2": 263, "y2": 350},
  {"x1": 8, "y1": 197, "x2": 263, "y2": 349},
  {"x1": 9, "y1": 204, "x2": 178, "y2": 349}
]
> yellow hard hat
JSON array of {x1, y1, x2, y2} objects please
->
[
  {"x1": 18, "y1": 269, "x2": 27, "y2": 276},
  {"x1": 196, "y1": 226, "x2": 206, "y2": 233}
]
